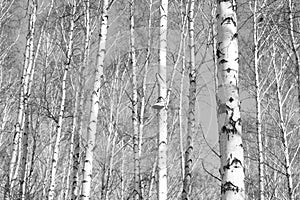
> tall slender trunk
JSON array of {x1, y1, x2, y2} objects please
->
[
  {"x1": 182, "y1": 0, "x2": 195, "y2": 199},
  {"x1": 139, "y1": 0, "x2": 152, "y2": 196},
  {"x1": 19, "y1": 109, "x2": 29, "y2": 200},
  {"x1": 287, "y1": 0, "x2": 300, "y2": 111},
  {"x1": 26, "y1": 111, "x2": 39, "y2": 199},
  {"x1": 216, "y1": 0, "x2": 245, "y2": 199},
  {"x1": 121, "y1": 139, "x2": 125, "y2": 200},
  {"x1": 70, "y1": 1, "x2": 90, "y2": 199},
  {"x1": 65, "y1": 85, "x2": 80, "y2": 200},
  {"x1": 130, "y1": 0, "x2": 141, "y2": 199},
  {"x1": 5, "y1": 1, "x2": 37, "y2": 199},
  {"x1": 155, "y1": 0, "x2": 168, "y2": 199},
  {"x1": 147, "y1": 159, "x2": 157, "y2": 200},
  {"x1": 253, "y1": 1, "x2": 264, "y2": 199},
  {"x1": 178, "y1": 0, "x2": 187, "y2": 184},
  {"x1": 19, "y1": 1, "x2": 53, "y2": 199},
  {"x1": 47, "y1": 2, "x2": 76, "y2": 199},
  {"x1": 273, "y1": 51, "x2": 294, "y2": 200},
  {"x1": 102, "y1": 64, "x2": 120, "y2": 200},
  {"x1": 41, "y1": 121, "x2": 54, "y2": 199},
  {"x1": 80, "y1": 0, "x2": 108, "y2": 198}
]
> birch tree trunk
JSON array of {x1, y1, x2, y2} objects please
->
[
  {"x1": 179, "y1": 0, "x2": 186, "y2": 184},
  {"x1": 287, "y1": 0, "x2": 300, "y2": 112},
  {"x1": 47, "y1": 2, "x2": 76, "y2": 199},
  {"x1": 216, "y1": 0, "x2": 245, "y2": 199},
  {"x1": 139, "y1": 0, "x2": 152, "y2": 196},
  {"x1": 182, "y1": 0, "x2": 195, "y2": 199},
  {"x1": 252, "y1": 1, "x2": 264, "y2": 199},
  {"x1": 80, "y1": 0, "x2": 108, "y2": 198},
  {"x1": 5, "y1": 1, "x2": 37, "y2": 199},
  {"x1": 70, "y1": 1, "x2": 90, "y2": 199},
  {"x1": 156, "y1": 0, "x2": 168, "y2": 199},
  {"x1": 65, "y1": 84, "x2": 80, "y2": 200},
  {"x1": 130, "y1": 0, "x2": 141, "y2": 199},
  {"x1": 273, "y1": 50, "x2": 294, "y2": 200},
  {"x1": 19, "y1": 1, "x2": 53, "y2": 199}
]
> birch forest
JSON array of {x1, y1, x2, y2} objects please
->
[{"x1": 1, "y1": 0, "x2": 300, "y2": 199}]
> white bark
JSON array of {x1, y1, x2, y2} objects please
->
[
  {"x1": 252, "y1": 1, "x2": 264, "y2": 199},
  {"x1": 130, "y1": 0, "x2": 141, "y2": 199},
  {"x1": 70, "y1": 1, "x2": 90, "y2": 199},
  {"x1": 157, "y1": 0, "x2": 168, "y2": 199},
  {"x1": 179, "y1": 0, "x2": 186, "y2": 183},
  {"x1": 19, "y1": 1, "x2": 53, "y2": 199},
  {"x1": 139, "y1": 0, "x2": 152, "y2": 196},
  {"x1": 216, "y1": 0, "x2": 245, "y2": 199},
  {"x1": 273, "y1": 51, "x2": 294, "y2": 200},
  {"x1": 80, "y1": 0, "x2": 108, "y2": 198},
  {"x1": 6, "y1": 1, "x2": 37, "y2": 199},
  {"x1": 47, "y1": 2, "x2": 76, "y2": 199},
  {"x1": 182, "y1": 0, "x2": 195, "y2": 199},
  {"x1": 287, "y1": 0, "x2": 300, "y2": 111}
]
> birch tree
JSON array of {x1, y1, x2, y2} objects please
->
[
  {"x1": 216, "y1": 0, "x2": 245, "y2": 199},
  {"x1": 5, "y1": 1, "x2": 37, "y2": 199},
  {"x1": 80, "y1": 0, "x2": 109, "y2": 198},
  {"x1": 152, "y1": 0, "x2": 168, "y2": 199},
  {"x1": 140, "y1": 0, "x2": 153, "y2": 197},
  {"x1": 272, "y1": 46, "x2": 295, "y2": 200},
  {"x1": 287, "y1": 0, "x2": 300, "y2": 110},
  {"x1": 252, "y1": 0, "x2": 264, "y2": 199},
  {"x1": 69, "y1": 0, "x2": 90, "y2": 199},
  {"x1": 47, "y1": 1, "x2": 76, "y2": 199},
  {"x1": 182, "y1": 0, "x2": 195, "y2": 199},
  {"x1": 130, "y1": 0, "x2": 142, "y2": 199}
]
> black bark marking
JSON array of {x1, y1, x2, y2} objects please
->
[
  {"x1": 231, "y1": 157, "x2": 243, "y2": 168},
  {"x1": 223, "y1": 157, "x2": 243, "y2": 172},
  {"x1": 232, "y1": 33, "x2": 238, "y2": 40},
  {"x1": 221, "y1": 181, "x2": 240, "y2": 194},
  {"x1": 216, "y1": 49, "x2": 225, "y2": 59},
  {"x1": 229, "y1": 97, "x2": 234, "y2": 102},
  {"x1": 221, "y1": 17, "x2": 237, "y2": 27},
  {"x1": 219, "y1": 59, "x2": 228, "y2": 64},
  {"x1": 226, "y1": 104, "x2": 233, "y2": 111},
  {"x1": 231, "y1": 4, "x2": 237, "y2": 12}
]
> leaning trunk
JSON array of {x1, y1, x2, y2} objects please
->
[
  {"x1": 80, "y1": 0, "x2": 108, "y2": 198},
  {"x1": 5, "y1": 1, "x2": 37, "y2": 199},
  {"x1": 47, "y1": 2, "x2": 76, "y2": 199}
]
